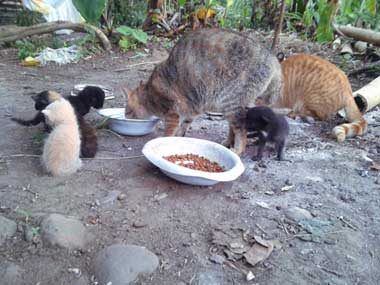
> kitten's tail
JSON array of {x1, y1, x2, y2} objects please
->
[{"x1": 332, "y1": 96, "x2": 367, "y2": 142}]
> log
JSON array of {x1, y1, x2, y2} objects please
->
[
  {"x1": 338, "y1": 76, "x2": 380, "y2": 117},
  {"x1": 0, "y1": 21, "x2": 112, "y2": 51},
  {"x1": 334, "y1": 25, "x2": 380, "y2": 46}
]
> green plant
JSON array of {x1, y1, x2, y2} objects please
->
[
  {"x1": 72, "y1": 29, "x2": 102, "y2": 57},
  {"x1": 16, "y1": 9, "x2": 45, "y2": 26},
  {"x1": 113, "y1": 0, "x2": 147, "y2": 28},
  {"x1": 116, "y1": 26, "x2": 148, "y2": 51},
  {"x1": 15, "y1": 36, "x2": 67, "y2": 60},
  {"x1": 316, "y1": 0, "x2": 337, "y2": 43},
  {"x1": 16, "y1": 209, "x2": 33, "y2": 223},
  {"x1": 15, "y1": 40, "x2": 37, "y2": 60},
  {"x1": 73, "y1": 0, "x2": 106, "y2": 24}
]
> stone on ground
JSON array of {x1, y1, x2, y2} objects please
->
[
  {"x1": 284, "y1": 207, "x2": 313, "y2": 222},
  {"x1": 92, "y1": 244, "x2": 159, "y2": 285},
  {"x1": 0, "y1": 262, "x2": 24, "y2": 285},
  {"x1": 40, "y1": 214, "x2": 89, "y2": 249},
  {"x1": 0, "y1": 215, "x2": 17, "y2": 246}
]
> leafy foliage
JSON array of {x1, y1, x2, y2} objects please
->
[
  {"x1": 72, "y1": 0, "x2": 106, "y2": 24},
  {"x1": 116, "y1": 26, "x2": 148, "y2": 51},
  {"x1": 112, "y1": 0, "x2": 146, "y2": 28},
  {"x1": 316, "y1": 0, "x2": 337, "y2": 43},
  {"x1": 15, "y1": 37, "x2": 66, "y2": 60},
  {"x1": 16, "y1": 9, "x2": 45, "y2": 26}
]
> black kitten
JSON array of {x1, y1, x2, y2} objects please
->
[
  {"x1": 246, "y1": 106, "x2": 289, "y2": 161},
  {"x1": 11, "y1": 87, "x2": 105, "y2": 127},
  {"x1": 11, "y1": 87, "x2": 105, "y2": 158}
]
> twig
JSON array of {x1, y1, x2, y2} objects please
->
[
  {"x1": 1, "y1": 154, "x2": 40, "y2": 158},
  {"x1": 105, "y1": 129, "x2": 125, "y2": 140},
  {"x1": 318, "y1": 265, "x2": 344, "y2": 277},
  {"x1": 1, "y1": 154, "x2": 144, "y2": 160},
  {"x1": 338, "y1": 216, "x2": 359, "y2": 231},
  {"x1": 349, "y1": 60, "x2": 380, "y2": 76},
  {"x1": 114, "y1": 61, "x2": 162, "y2": 72},
  {"x1": 279, "y1": 219, "x2": 289, "y2": 236},
  {"x1": 255, "y1": 223, "x2": 268, "y2": 235}
]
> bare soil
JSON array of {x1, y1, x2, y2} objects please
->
[{"x1": 0, "y1": 33, "x2": 380, "y2": 285}]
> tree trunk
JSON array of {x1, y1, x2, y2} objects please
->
[
  {"x1": 271, "y1": 0, "x2": 286, "y2": 52},
  {"x1": 0, "y1": 21, "x2": 112, "y2": 51}
]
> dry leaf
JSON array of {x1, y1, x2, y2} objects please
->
[{"x1": 243, "y1": 237, "x2": 274, "y2": 267}]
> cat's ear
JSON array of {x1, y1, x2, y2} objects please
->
[
  {"x1": 41, "y1": 110, "x2": 50, "y2": 117},
  {"x1": 121, "y1": 86, "x2": 129, "y2": 101}
]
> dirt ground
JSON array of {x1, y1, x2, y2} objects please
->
[{"x1": 0, "y1": 33, "x2": 380, "y2": 285}]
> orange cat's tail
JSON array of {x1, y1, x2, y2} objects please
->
[{"x1": 332, "y1": 96, "x2": 368, "y2": 142}]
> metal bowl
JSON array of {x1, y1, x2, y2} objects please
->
[
  {"x1": 97, "y1": 108, "x2": 160, "y2": 136},
  {"x1": 142, "y1": 137, "x2": 245, "y2": 186}
]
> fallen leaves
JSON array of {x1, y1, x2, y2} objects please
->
[
  {"x1": 243, "y1": 236, "x2": 275, "y2": 267},
  {"x1": 211, "y1": 225, "x2": 277, "y2": 269}
]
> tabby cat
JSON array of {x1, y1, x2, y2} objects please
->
[
  {"x1": 124, "y1": 29, "x2": 282, "y2": 154},
  {"x1": 275, "y1": 54, "x2": 367, "y2": 142}
]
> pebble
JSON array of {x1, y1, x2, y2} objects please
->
[
  {"x1": 117, "y1": 193, "x2": 127, "y2": 201},
  {"x1": 92, "y1": 244, "x2": 159, "y2": 285},
  {"x1": 40, "y1": 214, "x2": 90, "y2": 249},
  {"x1": 101, "y1": 191, "x2": 121, "y2": 206},
  {"x1": 284, "y1": 207, "x2": 313, "y2": 222},
  {"x1": 0, "y1": 216, "x2": 17, "y2": 246},
  {"x1": 209, "y1": 254, "x2": 225, "y2": 264},
  {"x1": 132, "y1": 220, "x2": 148, "y2": 228}
]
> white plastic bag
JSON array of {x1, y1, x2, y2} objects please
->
[{"x1": 22, "y1": 0, "x2": 84, "y2": 34}]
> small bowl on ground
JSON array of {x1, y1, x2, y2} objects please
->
[
  {"x1": 97, "y1": 108, "x2": 160, "y2": 136},
  {"x1": 142, "y1": 137, "x2": 245, "y2": 186}
]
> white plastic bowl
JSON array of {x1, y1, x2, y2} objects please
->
[
  {"x1": 97, "y1": 108, "x2": 160, "y2": 136},
  {"x1": 142, "y1": 137, "x2": 245, "y2": 186}
]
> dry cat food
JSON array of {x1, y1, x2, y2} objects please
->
[{"x1": 163, "y1": 154, "x2": 225, "y2": 172}]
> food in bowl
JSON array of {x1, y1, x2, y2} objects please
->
[
  {"x1": 163, "y1": 154, "x2": 225, "y2": 173},
  {"x1": 142, "y1": 137, "x2": 245, "y2": 186}
]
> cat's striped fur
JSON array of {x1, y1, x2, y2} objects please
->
[
  {"x1": 276, "y1": 54, "x2": 367, "y2": 142},
  {"x1": 125, "y1": 29, "x2": 282, "y2": 154}
]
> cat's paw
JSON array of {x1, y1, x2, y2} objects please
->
[{"x1": 230, "y1": 147, "x2": 243, "y2": 155}]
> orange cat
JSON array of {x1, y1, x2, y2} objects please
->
[{"x1": 275, "y1": 54, "x2": 367, "y2": 142}]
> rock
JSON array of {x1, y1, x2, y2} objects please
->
[
  {"x1": 0, "y1": 262, "x2": 24, "y2": 285},
  {"x1": 117, "y1": 193, "x2": 127, "y2": 201},
  {"x1": 132, "y1": 220, "x2": 148, "y2": 228},
  {"x1": 40, "y1": 214, "x2": 90, "y2": 249},
  {"x1": 101, "y1": 190, "x2": 121, "y2": 206},
  {"x1": 197, "y1": 271, "x2": 223, "y2": 285},
  {"x1": 284, "y1": 207, "x2": 312, "y2": 222},
  {"x1": 70, "y1": 274, "x2": 89, "y2": 285},
  {"x1": 92, "y1": 244, "x2": 159, "y2": 285},
  {"x1": 209, "y1": 254, "x2": 225, "y2": 264},
  {"x1": 0, "y1": 216, "x2": 17, "y2": 245}
]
